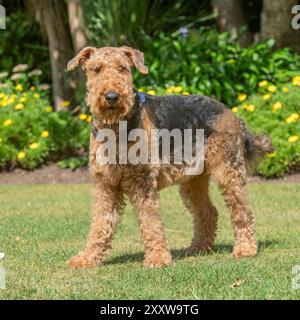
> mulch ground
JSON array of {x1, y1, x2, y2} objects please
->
[
  {"x1": 0, "y1": 163, "x2": 300, "y2": 184},
  {"x1": 0, "y1": 164, "x2": 89, "y2": 184}
]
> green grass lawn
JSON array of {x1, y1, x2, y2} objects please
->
[{"x1": 0, "y1": 183, "x2": 299, "y2": 299}]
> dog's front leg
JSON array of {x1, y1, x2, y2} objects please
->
[
  {"x1": 68, "y1": 180, "x2": 124, "y2": 269},
  {"x1": 128, "y1": 187, "x2": 172, "y2": 268}
]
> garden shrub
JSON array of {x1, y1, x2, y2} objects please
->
[
  {"x1": 58, "y1": 156, "x2": 89, "y2": 170},
  {"x1": 233, "y1": 77, "x2": 300, "y2": 177},
  {"x1": 135, "y1": 29, "x2": 300, "y2": 107},
  {"x1": 0, "y1": 66, "x2": 90, "y2": 170},
  {"x1": 0, "y1": 10, "x2": 51, "y2": 83}
]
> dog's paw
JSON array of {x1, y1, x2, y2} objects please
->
[
  {"x1": 144, "y1": 250, "x2": 172, "y2": 268},
  {"x1": 233, "y1": 242, "x2": 257, "y2": 258},
  {"x1": 185, "y1": 244, "x2": 212, "y2": 256},
  {"x1": 67, "y1": 252, "x2": 99, "y2": 269}
]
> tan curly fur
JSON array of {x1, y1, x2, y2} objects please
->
[{"x1": 66, "y1": 46, "x2": 267, "y2": 269}]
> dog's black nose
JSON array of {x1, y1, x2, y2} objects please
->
[{"x1": 105, "y1": 91, "x2": 119, "y2": 105}]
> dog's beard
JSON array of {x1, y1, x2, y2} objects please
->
[
  {"x1": 90, "y1": 96, "x2": 133, "y2": 126},
  {"x1": 100, "y1": 105, "x2": 130, "y2": 125}
]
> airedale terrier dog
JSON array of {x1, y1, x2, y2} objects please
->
[{"x1": 67, "y1": 46, "x2": 274, "y2": 268}]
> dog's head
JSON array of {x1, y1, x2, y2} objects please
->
[{"x1": 68, "y1": 46, "x2": 148, "y2": 124}]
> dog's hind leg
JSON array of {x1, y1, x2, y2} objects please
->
[
  {"x1": 180, "y1": 174, "x2": 218, "y2": 255},
  {"x1": 207, "y1": 132, "x2": 257, "y2": 258},
  {"x1": 213, "y1": 164, "x2": 257, "y2": 258}
]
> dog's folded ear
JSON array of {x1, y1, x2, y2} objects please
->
[
  {"x1": 120, "y1": 46, "x2": 148, "y2": 74},
  {"x1": 67, "y1": 47, "x2": 96, "y2": 71}
]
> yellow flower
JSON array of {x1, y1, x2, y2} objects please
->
[
  {"x1": 147, "y1": 89, "x2": 156, "y2": 95},
  {"x1": 0, "y1": 93, "x2": 5, "y2": 99},
  {"x1": 29, "y1": 142, "x2": 39, "y2": 149},
  {"x1": 15, "y1": 103, "x2": 24, "y2": 110},
  {"x1": 41, "y1": 130, "x2": 49, "y2": 138},
  {"x1": 292, "y1": 76, "x2": 300, "y2": 86},
  {"x1": 45, "y1": 106, "x2": 53, "y2": 113},
  {"x1": 286, "y1": 113, "x2": 299, "y2": 124},
  {"x1": 288, "y1": 135, "x2": 299, "y2": 143},
  {"x1": 258, "y1": 80, "x2": 267, "y2": 87},
  {"x1": 272, "y1": 101, "x2": 282, "y2": 111},
  {"x1": 238, "y1": 93, "x2": 247, "y2": 102},
  {"x1": 34, "y1": 93, "x2": 40, "y2": 99},
  {"x1": 18, "y1": 151, "x2": 26, "y2": 160},
  {"x1": 267, "y1": 85, "x2": 277, "y2": 93},
  {"x1": 20, "y1": 97, "x2": 27, "y2": 103},
  {"x1": 293, "y1": 80, "x2": 300, "y2": 87},
  {"x1": 165, "y1": 85, "x2": 185, "y2": 94},
  {"x1": 246, "y1": 104, "x2": 255, "y2": 112},
  {"x1": 86, "y1": 115, "x2": 92, "y2": 123},
  {"x1": 30, "y1": 86, "x2": 35, "y2": 91},
  {"x1": 182, "y1": 91, "x2": 190, "y2": 95},
  {"x1": 138, "y1": 88, "x2": 144, "y2": 92},
  {"x1": 3, "y1": 119, "x2": 12, "y2": 126},
  {"x1": 282, "y1": 87, "x2": 289, "y2": 93},
  {"x1": 267, "y1": 152, "x2": 276, "y2": 158},
  {"x1": 286, "y1": 117, "x2": 294, "y2": 124},
  {"x1": 7, "y1": 97, "x2": 15, "y2": 105},
  {"x1": 0, "y1": 100, "x2": 7, "y2": 108},
  {"x1": 231, "y1": 107, "x2": 238, "y2": 113},
  {"x1": 15, "y1": 84, "x2": 23, "y2": 91},
  {"x1": 291, "y1": 113, "x2": 299, "y2": 120},
  {"x1": 79, "y1": 114, "x2": 87, "y2": 121},
  {"x1": 262, "y1": 94, "x2": 271, "y2": 100},
  {"x1": 165, "y1": 87, "x2": 174, "y2": 94},
  {"x1": 172, "y1": 86, "x2": 182, "y2": 93}
]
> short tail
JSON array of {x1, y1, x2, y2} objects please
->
[{"x1": 240, "y1": 120, "x2": 275, "y2": 172}]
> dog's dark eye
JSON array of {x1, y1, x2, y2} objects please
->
[
  {"x1": 93, "y1": 67, "x2": 101, "y2": 74},
  {"x1": 117, "y1": 66, "x2": 126, "y2": 72}
]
